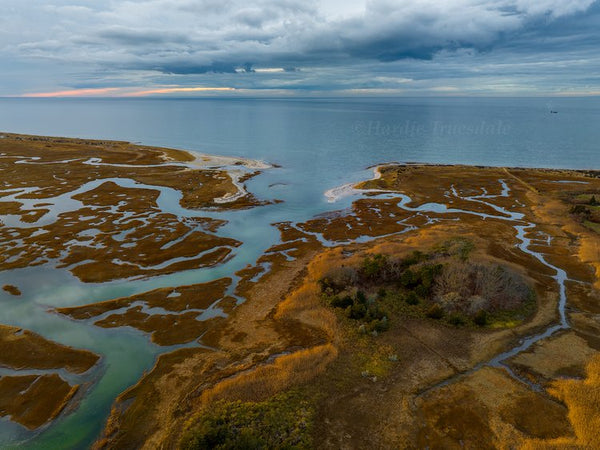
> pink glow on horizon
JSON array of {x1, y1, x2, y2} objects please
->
[
  {"x1": 21, "y1": 86, "x2": 236, "y2": 98},
  {"x1": 22, "y1": 87, "x2": 122, "y2": 98}
]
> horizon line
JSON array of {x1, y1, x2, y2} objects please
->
[{"x1": 4, "y1": 94, "x2": 600, "y2": 100}]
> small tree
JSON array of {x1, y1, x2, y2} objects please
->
[
  {"x1": 400, "y1": 268, "x2": 416, "y2": 288},
  {"x1": 404, "y1": 291, "x2": 419, "y2": 305},
  {"x1": 473, "y1": 310, "x2": 487, "y2": 327},
  {"x1": 361, "y1": 254, "x2": 389, "y2": 281},
  {"x1": 426, "y1": 303, "x2": 444, "y2": 320}
]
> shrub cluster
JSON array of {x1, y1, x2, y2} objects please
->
[
  {"x1": 570, "y1": 204, "x2": 592, "y2": 221},
  {"x1": 320, "y1": 251, "x2": 443, "y2": 333},
  {"x1": 568, "y1": 192, "x2": 600, "y2": 227},
  {"x1": 327, "y1": 290, "x2": 389, "y2": 334},
  {"x1": 320, "y1": 241, "x2": 534, "y2": 330},
  {"x1": 397, "y1": 263, "x2": 443, "y2": 298},
  {"x1": 433, "y1": 262, "x2": 532, "y2": 315},
  {"x1": 180, "y1": 391, "x2": 313, "y2": 450}
]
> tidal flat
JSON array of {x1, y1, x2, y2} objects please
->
[{"x1": 1, "y1": 133, "x2": 600, "y2": 449}]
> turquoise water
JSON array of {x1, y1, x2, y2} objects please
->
[{"x1": 0, "y1": 97, "x2": 599, "y2": 448}]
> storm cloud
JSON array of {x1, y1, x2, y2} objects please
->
[{"x1": 1, "y1": 0, "x2": 599, "y2": 95}]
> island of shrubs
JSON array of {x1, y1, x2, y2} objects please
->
[
  {"x1": 569, "y1": 192, "x2": 600, "y2": 233},
  {"x1": 318, "y1": 239, "x2": 534, "y2": 334}
]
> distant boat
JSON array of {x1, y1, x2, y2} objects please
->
[{"x1": 550, "y1": 110, "x2": 558, "y2": 114}]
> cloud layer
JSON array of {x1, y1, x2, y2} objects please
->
[{"x1": 1, "y1": 0, "x2": 599, "y2": 95}]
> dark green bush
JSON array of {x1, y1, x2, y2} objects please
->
[
  {"x1": 420, "y1": 264, "x2": 443, "y2": 287},
  {"x1": 355, "y1": 290, "x2": 368, "y2": 305},
  {"x1": 414, "y1": 284, "x2": 429, "y2": 298},
  {"x1": 180, "y1": 392, "x2": 313, "y2": 450},
  {"x1": 346, "y1": 302, "x2": 367, "y2": 320},
  {"x1": 365, "y1": 304, "x2": 386, "y2": 321},
  {"x1": 404, "y1": 291, "x2": 419, "y2": 305},
  {"x1": 402, "y1": 250, "x2": 425, "y2": 268},
  {"x1": 329, "y1": 295, "x2": 354, "y2": 309},
  {"x1": 367, "y1": 317, "x2": 389, "y2": 333},
  {"x1": 570, "y1": 204, "x2": 591, "y2": 221},
  {"x1": 473, "y1": 310, "x2": 488, "y2": 327},
  {"x1": 426, "y1": 303, "x2": 444, "y2": 320},
  {"x1": 448, "y1": 314, "x2": 466, "y2": 326},
  {"x1": 400, "y1": 269, "x2": 416, "y2": 288},
  {"x1": 361, "y1": 254, "x2": 389, "y2": 281},
  {"x1": 318, "y1": 277, "x2": 334, "y2": 293}
]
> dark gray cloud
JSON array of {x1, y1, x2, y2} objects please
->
[
  {"x1": 96, "y1": 28, "x2": 190, "y2": 46},
  {"x1": 0, "y1": 0, "x2": 599, "y2": 95}
]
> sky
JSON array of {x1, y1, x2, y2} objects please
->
[{"x1": 1, "y1": 0, "x2": 599, "y2": 97}]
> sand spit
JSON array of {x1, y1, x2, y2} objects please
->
[
  {"x1": 187, "y1": 152, "x2": 271, "y2": 171},
  {"x1": 324, "y1": 166, "x2": 385, "y2": 203}
]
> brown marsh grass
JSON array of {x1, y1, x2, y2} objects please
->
[
  {"x1": 522, "y1": 354, "x2": 600, "y2": 449},
  {"x1": 200, "y1": 344, "x2": 338, "y2": 404}
]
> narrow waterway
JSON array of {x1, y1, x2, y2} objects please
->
[{"x1": 382, "y1": 177, "x2": 573, "y2": 394}]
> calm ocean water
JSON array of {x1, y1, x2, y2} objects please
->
[
  {"x1": 0, "y1": 96, "x2": 599, "y2": 448},
  {"x1": 2, "y1": 97, "x2": 599, "y2": 209},
  {"x1": 1, "y1": 97, "x2": 600, "y2": 168},
  {"x1": 2, "y1": 97, "x2": 599, "y2": 216}
]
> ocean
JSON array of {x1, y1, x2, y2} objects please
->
[{"x1": 2, "y1": 97, "x2": 599, "y2": 213}]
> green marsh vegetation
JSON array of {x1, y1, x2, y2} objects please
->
[
  {"x1": 568, "y1": 191, "x2": 600, "y2": 234},
  {"x1": 180, "y1": 391, "x2": 314, "y2": 450}
]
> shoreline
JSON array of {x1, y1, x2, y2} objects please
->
[
  {"x1": 364, "y1": 161, "x2": 600, "y2": 177},
  {"x1": 324, "y1": 166, "x2": 385, "y2": 203},
  {"x1": 1, "y1": 131, "x2": 271, "y2": 170},
  {"x1": 367, "y1": 160, "x2": 600, "y2": 173},
  {"x1": 0, "y1": 131, "x2": 272, "y2": 207},
  {"x1": 325, "y1": 162, "x2": 600, "y2": 203},
  {"x1": 185, "y1": 151, "x2": 271, "y2": 171}
]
